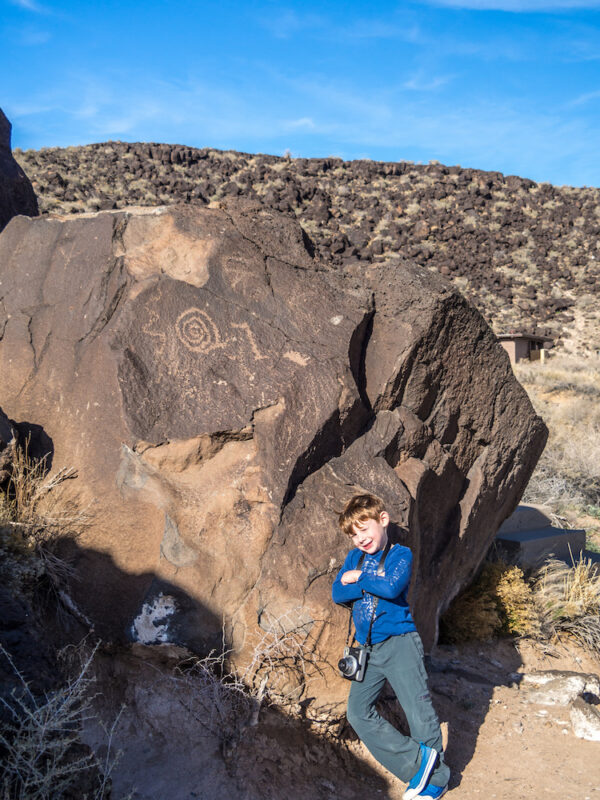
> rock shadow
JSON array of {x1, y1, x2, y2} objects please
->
[
  {"x1": 14, "y1": 419, "x2": 55, "y2": 470},
  {"x1": 426, "y1": 640, "x2": 524, "y2": 790},
  {"x1": 37, "y1": 540, "x2": 389, "y2": 800}
]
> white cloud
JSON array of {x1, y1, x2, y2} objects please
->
[
  {"x1": 403, "y1": 73, "x2": 454, "y2": 91},
  {"x1": 568, "y1": 88, "x2": 600, "y2": 106},
  {"x1": 10, "y1": 0, "x2": 47, "y2": 13},
  {"x1": 284, "y1": 117, "x2": 317, "y2": 130},
  {"x1": 420, "y1": 0, "x2": 600, "y2": 11},
  {"x1": 260, "y1": 8, "x2": 324, "y2": 39}
]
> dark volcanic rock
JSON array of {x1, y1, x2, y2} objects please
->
[
  {"x1": 0, "y1": 202, "x2": 546, "y2": 698},
  {"x1": 0, "y1": 109, "x2": 38, "y2": 232}
]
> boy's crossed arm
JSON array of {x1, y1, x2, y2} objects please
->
[{"x1": 332, "y1": 547, "x2": 413, "y2": 603}]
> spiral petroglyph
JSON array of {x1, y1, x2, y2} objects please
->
[{"x1": 176, "y1": 308, "x2": 225, "y2": 353}]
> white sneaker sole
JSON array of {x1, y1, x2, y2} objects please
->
[{"x1": 402, "y1": 748, "x2": 438, "y2": 800}]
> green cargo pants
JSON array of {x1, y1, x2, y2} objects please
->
[{"x1": 346, "y1": 631, "x2": 450, "y2": 788}]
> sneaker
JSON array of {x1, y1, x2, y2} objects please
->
[
  {"x1": 416, "y1": 783, "x2": 448, "y2": 798},
  {"x1": 402, "y1": 744, "x2": 438, "y2": 800}
]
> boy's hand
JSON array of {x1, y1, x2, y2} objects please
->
[{"x1": 340, "y1": 569, "x2": 362, "y2": 585}]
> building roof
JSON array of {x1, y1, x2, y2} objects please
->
[{"x1": 497, "y1": 332, "x2": 551, "y2": 344}]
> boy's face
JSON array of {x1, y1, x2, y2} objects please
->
[{"x1": 350, "y1": 511, "x2": 389, "y2": 554}]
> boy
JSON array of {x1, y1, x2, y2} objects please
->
[{"x1": 332, "y1": 493, "x2": 450, "y2": 799}]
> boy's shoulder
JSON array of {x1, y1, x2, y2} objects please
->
[{"x1": 348, "y1": 542, "x2": 412, "y2": 561}]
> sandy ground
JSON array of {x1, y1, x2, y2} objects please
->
[
  {"x1": 86, "y1": 637, "x2": 600, "y2": 800},
  {"x1": 346, "y1": 638, "x2": 600, "y2": 800}
]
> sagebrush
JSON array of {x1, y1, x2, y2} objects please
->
[{"x1": 441, "y1": 553, "x2": 600, "y2": 656}]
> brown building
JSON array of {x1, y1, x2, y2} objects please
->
[{"x1": 497, "y1": 332, "x2": 551, "y2": 364}]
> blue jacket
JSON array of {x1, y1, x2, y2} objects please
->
[{"x1": 331, "y1": 543, "x2": 416, "y2": 645}]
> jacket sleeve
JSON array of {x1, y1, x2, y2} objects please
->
[
  {"x1": 332, "y1": 550, "x2": 364, "y2": 606},
  {"x1": 356, "y1": 545, "x2": 412, "y2": 600}
]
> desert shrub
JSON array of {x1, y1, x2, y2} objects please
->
[
  {"x1": 534, "y1": 555, "x2": 600, "y2": 655},
  {"x1": 495, "y1": 565, "x2": 540, "y2": 637},
  {"x1": 440, "y1": 561, "x2": 539, "y2": 643},
  {"x1": 0, "y1": 439, "x2": 83, "y2": 536},
  {"x1": 441, "y1": 552, "x2": 600, "y2": 655},
  {"x1": 160, "y1": 610, "x2": 323, "y2": 754},
  {"x1": 0, "y1": 644, "x2": 123, "y2": 800},
  {"x1": 0, "y1": 439, "x2": 91, "y2": 610},
  {"x1": 162, "y1": 647, "x2": 252, "y2": 751},
  {"x1": 440, "y1": 562, "x2": 505, "y2": 643}
]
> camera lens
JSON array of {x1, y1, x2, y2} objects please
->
[{"x1": 338, "y1": 656, "x2": 357, "y2": 676}]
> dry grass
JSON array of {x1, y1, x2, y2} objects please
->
[
  {"x1": 0, "y1": 439, "x2": 85, "y2": 537},
  {"x1": 0, "y1": 439, "x2": 92, "y2": 611},
  {"x1": 515, "y1": 355, "x2": 600, "y2": 552},
  {"x1": 534, "y1": 555, "x2": 600, "y2": 655}
]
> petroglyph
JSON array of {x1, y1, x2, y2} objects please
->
[
  {"x1": 232, "y1": 321, "x2": 268, "y2": 361},
  {"x1": 176, "y1": 307, "x2": 226, "y2": 353},
  {"x1": 141, "y1": 305, "x2": 167, "y2": 356}
]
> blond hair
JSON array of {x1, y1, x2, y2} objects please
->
[{"x1": 338, "y1": 493, "x2": 386, "y2": 537}]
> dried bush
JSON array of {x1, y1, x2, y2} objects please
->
[
  {"x1": 441, "y1": 551, "x2": 600, "y2": 656},
  {"x1": 162, "y1": 610, "x2": 323, "y2": 753},
  {"x1": 534, "y1": 555, "x2": 600, "y2": 655},
  {"x1": 0, "y1": 439, "x2": 91, "y2": 613},
  {"x1": 241, "y1": 608, "x2": 322, "y2": 710},
  {"x1": 0, "y1": 644, "x2": 123, "y2": 800},
  {"x1": 0, "y1": 439, "x2": 85, "y2": 539},
  {"x1": 439, "y1": 562, "x2": 505, "y2": 643}
]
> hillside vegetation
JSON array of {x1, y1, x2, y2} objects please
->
[{"x1": 15, "y1": 142, "x2": 600, "y2": 355}]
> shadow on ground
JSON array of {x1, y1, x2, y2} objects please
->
[{"x1": 4, "y1": 535, "x2": 390, "y2": 800}]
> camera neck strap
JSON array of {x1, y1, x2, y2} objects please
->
[{"x1": 346, "y1": 538, "x2": 392, "y2": 648}]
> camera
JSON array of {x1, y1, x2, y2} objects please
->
[{"x1": 338, "y1": 645, "x2": 368, "y2": 681}]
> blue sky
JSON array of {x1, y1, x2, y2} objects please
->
[{"x1": 2, "y1": 0, "x2": 600, "y2": 186}]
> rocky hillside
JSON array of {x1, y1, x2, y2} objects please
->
[{"x1": 15, "y1": 142, "x2": 600, "y2": 354}]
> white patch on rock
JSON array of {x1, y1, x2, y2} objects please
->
[
  {"x1": 570, "y1": 698, "x2": 600, "y2": 741},
  {"x1": 131, "y1": 593, "x2": 177, "y2": 644},
  {"x1": 329, "y1": 315, "x2": 343, "y2": 325},
  {"x1": 283, "y1": 351, "x2": 309, "y2": 366},
  {"x1": 520, "y1": 671, "x2": 600, "y2": 706}
]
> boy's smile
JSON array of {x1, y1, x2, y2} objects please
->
[{"x1": 350, "y1": 512, "x2": 389, "y2": 554}]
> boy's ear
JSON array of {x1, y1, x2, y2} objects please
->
[{"x1": 380, "y1": 511, "x2": 390, "y2": 527}]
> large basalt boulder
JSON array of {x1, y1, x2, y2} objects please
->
[
  {"x1": 0, "y1": 109, "x2": 38, "y2": 232},
  {"x1": 0, "y1": 202, "x2": 546, "y2": 687}
]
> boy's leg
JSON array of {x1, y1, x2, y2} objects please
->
[
  {"x1": 382, "y1": 632, "x2": 450, "y2": 788},
  {"x1": 346, "y1": 642, "x2": 423, "y2": 784}
]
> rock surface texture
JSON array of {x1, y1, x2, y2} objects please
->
[
  {"x1": 0, "y1": 202, "x2": 546, "y2": 690},
  {"x1": 0, "y1": 109, "x2": 38, "y2": 232}
]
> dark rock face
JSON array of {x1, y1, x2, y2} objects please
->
[
  {"x1": 0, "y1": 202, "x2": 546, "y2": 688},
  {"x1": 0, "y1": 109, "x2": 38, "y2": 232}
]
